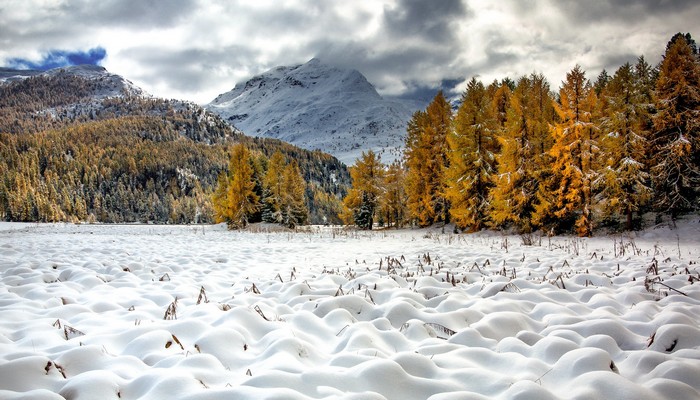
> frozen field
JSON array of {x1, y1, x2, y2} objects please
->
[{"x1": 1, "y1": 221, "x2": 699, "y2": 399}]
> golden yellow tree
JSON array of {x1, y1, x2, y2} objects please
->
[
  {"x1": 490, "y1": 74, "x2": 555, "y2": 232},
  {"x1": 380, "y1": 160, "x2": 407, "y2": 228},
  {"x1": 262, "y1": 150, "x2": 286, "y2": 223},
  {"x1": 404, "y1": 92, "x2": 452, "y2": 227},
  {"x1": 535, "y1": 65, "x2": 598, "y2": 236},
  {"x1": 343, "y1": 150, "x2": 384, "y2": 230},
  {"x1": 446, "y1": 78, "x2": 498, "y2": 231},
  {"x1": 212, "y1": 143, "x2": 260, "y2": 228},
  {"x1": 280, "y1": 160, "x2": 308, "y2": 228}
]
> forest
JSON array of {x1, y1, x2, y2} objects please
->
[
  {"x1": 342, "y1": 33, "x2": 699, "y2": 236},
  {"x1": 0, "y1": 74, "x2": 349, "y2": 225}
]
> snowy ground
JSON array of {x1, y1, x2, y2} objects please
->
[{"x1": 1, "y1": 220, "x2": 699, "y2": 399}]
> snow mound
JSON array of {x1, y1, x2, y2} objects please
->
[{"x1": 0, "y1": 221, "x2": 699, "y2": 399}]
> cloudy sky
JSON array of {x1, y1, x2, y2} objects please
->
[{"x1": 1, "y1": 0, "x2": 698, "y2": 104}]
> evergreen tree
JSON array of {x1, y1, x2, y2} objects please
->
[
  {"x1": 445, "y1": 78, "x2": 498, "y2": 231},
  {"x1": 404, "y1": 92, "x2": 452, "y2": 226},
  {"x1": 535, "y1": 65, "x2": 598, "y2": 236},
  {"x1": 650, "y1": 33, "x2": 700, "y2": 219},
  {"x1": 595, "y1": 62, "x2": 652, "y2": 230},
  {"x1": 594, "y1": 69, "x2": 611, "y2": 95},
  {"x1": 343, "y1": 150, "x2": 384, "y2": 230}
]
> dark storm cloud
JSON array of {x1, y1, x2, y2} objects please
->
[
  {"x1": 383, "y1": 0, "x2": 470, "y2": 42},
  {"x1": 59, "y1": 0, "x2": 196, "y2": 28},
  {"x1": 314, "y1": 0, "x2": 471, "y2": 95},
  {"x1": 554, "y1": 0, "x2": 700, "y2": 24}
]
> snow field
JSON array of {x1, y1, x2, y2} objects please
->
[{"x1": 0, "y1": 221, "x2": 699, "y2": 399}]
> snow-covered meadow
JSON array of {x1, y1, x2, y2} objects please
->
[{"x1": 1, "y1": 220, "x2": 699, "y2": 399}]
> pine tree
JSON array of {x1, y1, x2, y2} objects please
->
[
  {"x1": 343, "y1": 150, "x2": 384, "y2": 230},
  {"x1": 404, "y1": 92, "x2": 452, "y2": 227},
  {"x1": 650, "y1": 33, "x2": 700, "y2": 219},
  {"x1": 445, "y1": 78, "x2": 498, "y2": 231},
  {"x1": 212, "y1": 143, "x2": 260, "y2": 228},
  {"x1": 536, "y1": 65, "x2": 598, "y2": 236},
  {"x1": 491, "y1": 74, "x2": 555, "y2": 232},
  {"x1": 595, "y1": 62, "x2": 652, "y2": 230}
]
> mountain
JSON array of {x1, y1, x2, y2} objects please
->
[
  {"x1": 207, "y1": 58, "x2": 418, "y2": 165},
  {"x1": 0, "y1": 65, "x2": 350, "y2": 225},
  {"x1": 0, "y1": 64, "x2": 144, "y2": 97}
]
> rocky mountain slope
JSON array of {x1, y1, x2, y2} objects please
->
[
  {"x1": 0, "y1": 65, "x2": 350, "y2": 224},
  {"x1": 207, "y1": 59, "x2": 417, "y2": 164}
]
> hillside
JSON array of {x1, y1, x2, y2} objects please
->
[
  {"x1": 0, "y1": 66, "x2": 350, "y2": 224},
  {"x1": 207, "y1": 58, "x2": 417, "y2": 164}
]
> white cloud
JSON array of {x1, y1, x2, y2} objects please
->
[{"x1": 1, "y1": 0, "x2": 698, "y2": 103}]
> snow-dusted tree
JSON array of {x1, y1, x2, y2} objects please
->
[
  {"x1": 491, "y1": 74, "x2": 556, "y2": 232},
  {"x1": 380, "y1": 160, "x2": 407, "y2": 228},
  {"x1": 594, "y1": 69, "x2": 611, "y2": 96},
  {"x1": 595, "y1": 62, "x2": 652, "y2": 230},
  {"x1": 650, "y1": 33, "x2": 700, "y2": 219},
  {"x1": 534, "y1": 66, "x2": 598, "y2": 236},
  {"x1": 404, "y1": 92, "x2": 452, "y2": 227},
  {"x1": 212, "y1": 143, "x2": 260, "y2": 228},
  {"x1": 446, "y1": 78, "x2": 499, "y2": 231},
  {"x1": 343, "y1": 150, "x2": 384, "y2": 230},
  {"x1": 279, "y1": 160, "x2": 307, "y2": 228},
  {"x1": 261, "y1": 151, "x2": 285, "y2": 223}
]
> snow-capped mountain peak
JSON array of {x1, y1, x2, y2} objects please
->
[{"x1": 207, "y1": 59, "x2": 416, "y2": 164}]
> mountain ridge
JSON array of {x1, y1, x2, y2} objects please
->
[{"x1": 0, "y1": 64, "x2": 350, "y2": 225}]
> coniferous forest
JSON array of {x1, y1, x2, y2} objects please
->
[
  {"x1": 0, "y1": 73, "x2": 349, "y2": 226},
  {"x1": 343, "y1": 33, "x2": 700, "y2": 236},
  {"x1": 2, "y1": 33, "x2": 698, "y2": 233}
]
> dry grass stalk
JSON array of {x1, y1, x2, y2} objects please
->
[
  {"x1": 63, "y1": 325, "x2": 85, "y2": 340},
  {"x1": 253, "y1": 305, "x2": 270, "y2": 321},
  {"x1": 424, "y1": 322, "x2": 456, "y2": 339},
  {"x1": 196, "y1": 286, "x2": 208, "y2": 305},
  {"x1": 164, "y1": 298, "x2": 178, "y2": 320},
  {"x1": 45, "y1": 361, "x2": 67, "y2": 378}
]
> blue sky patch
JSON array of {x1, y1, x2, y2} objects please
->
[{"x1": 6, "y1": 47, "x2": 106, "y2": 70}]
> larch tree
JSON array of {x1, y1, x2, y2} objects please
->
[
  {"x1": 262, "y1": 150, "x2": 286, "y2": 224},
  {"x1": 343, "y1": 150, "x2": 384, "y2": 230},
  {"x1": 212, "y1": 143, "x2": 260, "y2": 229},
  {"x1": 491, "y1": 74, "x2": 555, "y2": 232},
  {"x1": 280, "y1": 160, "x2": 308, "y2": 228},
  {"x1": 595, "y1": 62, "x2": 652, "y2": 230},
  {"x1": 380, "y1": 160, "x2": 407, "y2": 228},
  {"x1": 446, "y1": 78, "x2": 498, "y2": 231},
  {"x1": 404, "y1": 92, "x2": 452, "y2": 227},
  {"x1": 535, "y1": 65, "x2": 598, "y2": 236},
  {"x1": 649, "y1": 33, "x2": 700, "y2": 220}
]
